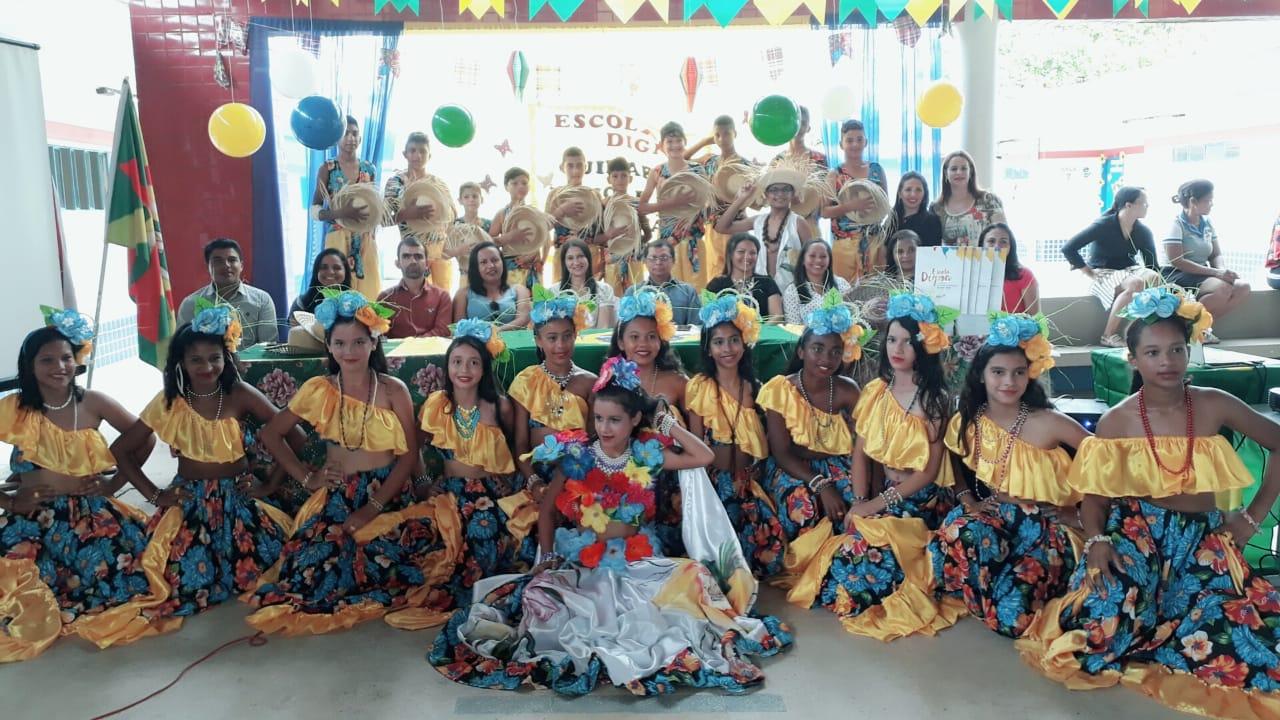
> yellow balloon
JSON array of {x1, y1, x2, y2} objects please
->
[
  {"x1": 208, "y1": 102, "x2": 266, "y2": 158},
  {"x1": 916, "y1": 82, "x2": 963, "y2": 129}
]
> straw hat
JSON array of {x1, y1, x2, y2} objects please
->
[
  {"x1": 657, "y1": 171, "x2": 715, "y2": 223},
  {"x1": 446, "y1": 222, "x2": 489, "y2": 259},
  {"x1": 758, "y1": 155, "x2": 830, "y2": 218},
  {"x1": 285, "y1": 311, "x2": 327, "y2": 352},
  {"x1": 602, "y1": 196, "x2": 642, "y2": 257},
  {"x1": 331, "y1": 183, "x2": 385, "y2": 235},
  {"x1": 546, "y1": 185, "x2": 603, "y2": 232},
  {"x1": 792, "y1": 174, "x2": 837, "y2": 219},
  {"x1": 502, "y1": 205, "x2": 552, "y2": 256},
  {"x1": 837, "y1": 179, "x2": 892, "y2": 225},
  {"x1": 711, "y1": 162, "x2": 761, "y2": 206},
  {"x1": 402, "y1": 176, "x2": 456, "y2": 237}
]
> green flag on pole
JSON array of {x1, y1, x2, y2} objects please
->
[{"x1": 104, "y1": 79, "x2": 176, "y2": 368}]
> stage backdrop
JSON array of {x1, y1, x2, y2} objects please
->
[{"x1": 0, "y1": 37, "x2": 75, "y2": 382}]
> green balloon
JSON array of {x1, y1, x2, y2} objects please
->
[
  {"x1": 750, "y1": 95, "x2": 800, "y2": 147},
  {"x1": 431, "y1": 105, "x2": 476, "y2": 148}
]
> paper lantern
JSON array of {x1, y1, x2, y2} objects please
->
[
  {"x1": 680, "y1": 57, "x2": 700, "y2": 113},
  {"x1": 507, "y1": 50, "x2": 529, "y2": 102},
  {"x1": 208, "y1": 103, "x2": 266, "y2": 158}
]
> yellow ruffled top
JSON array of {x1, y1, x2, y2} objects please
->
[
  {"x1": 0, "y1": 394, "x2": 115, "y2": 476},
  {"x1": 686, "y1": 375, "x2": 766, "y2": 460},
  {"x1": 507, "y1": 365, "x2": 587, "y2": 431},
  {"x1": 141, "y1": 392, "x2": 244, "y2": 464},
  {"x1": 420, "y1": 391, "x2": 515, "y2": 475},
  {"x1": 288, "y1": 377, "x2": 408, "y2": 455},
  {"x1": 945, "y1": 414, "x2": 1079, "y2": 506},
  {"x1": 853, "y1": 379, "x2": 953, "y2": 487},
  {"x1": 1066, "y1": 435, "x2": 1253, "y2": 499},
  {"x1": 756, "y1": 375, "x2": 852, "y2": 457}
]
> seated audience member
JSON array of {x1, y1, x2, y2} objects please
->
[
  {"x1": 624, "y1": 239, "x2": 703, "y2": 325},
  {"x1": 177, "y1": 238, "x2": 278, "y2": 347},
  {"x1": 1061, "y1": 187, "x2": 1160, "y2": 348},
  {"x1": 980, "y1": 223, "x2": 1040, "y2": 315},
  {"x1": 705, "y1": 233, "x2": 784, "y2": 320},
  {"x1": 452, "y1": 241, "x2": 530, "y2": 331},
  {"x1": 893, "y1": 172, "x2": 942, "y2": 248},
  {"x1": 289, "y1": 248, "x2": 351, "y2": 322},
  {"x1": 1162, "y1": 179, "x2": 1248, "y2": 338},
  {"x1": 885, "y1": 229, "x2": 919, "y2": 285},
  {"x1": 1267, "y1": 210, "x2": 1280, "y2": 290},
  {"x1": 783, "y1": 239, "x2": 850, "y2": 324},
  {"x1": 378, "y1": 238, "x2": 453, "y2": 339}
]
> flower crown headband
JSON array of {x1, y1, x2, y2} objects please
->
[
  {"x1": 190, "y1": 298, "x2": 243, "y2": 354},
  {"x1": 531, "y1": 284, "x2": 592, "y2": 332},
  {"x1": 617, "y1": 286, "x2": 676, "y2": 342},
  {"x1": 987, "y1": 312, "x2": 1055, "y2": 380},
  {"x1": 802, "y1": 289, "x2": 874, "y2": 362},
  {"x1": 885, "y1": 291, "x2": 957, "y2": 355},
  {"x1": 698, "y1": 289, "x2": 761, "y2": 346},
  {"x1": 40, "y1": 306, "x2": 94, "y2": 365},
  {"x1": 593, "y1": 356, "x2": 643, "y2": 393},
  {"x1": 453, "y1": 317, "x2": 510, "y2": 361},
  {"x1": 1119, "y1": 286, "x2": 1213, "y2": 344},
  {"x1": 314, "y1": 289, "x2": 394, "y2": 339}
]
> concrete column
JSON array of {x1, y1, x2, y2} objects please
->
[{"x1": 956, "y1": 13, "x2": 999, "y2": 179}]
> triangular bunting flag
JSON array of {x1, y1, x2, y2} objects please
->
[
  {"x1": 1134, "y1": 0, "x2": 1148, "y2": 16},
  {"x1": 1175, "y1": 0, "x2": 1201, "y2": 11},
  {"x1": 905, "y1": 0, "x2": 942, "y2": 26},
  {"x1": 684, "y1": 0, "x2": 751, "y2": 26},
  {"x1": 1041, "y1": 0, "x2": 1078, "y2": 20},
  {"x1": 601, "y1": 0, "x2": 648, "y2": 21},
  {"x1": 878, "y1": 0, "x2": 909, "y2": 20},
  {"x1": 995, "y1": 0, "x2": 1012, "y2": 16},
  {"x1": 648, "y1": 0, "x2": 670, "y2": 20},
  {"x1": 459, "y1": 0, "x2": 505, "y2": 18},
  {"x1": 374, "y1": 0, "x2": 420, "y2": 13},
  {"x1": 838, "y1": 0, "x2": 879, "y2": 26},
  {"x1": 530, "y1": 0, "x2": 587, "y2": 20},
  {"x1": 1111, "y1": 0, "x2": 1125, "y2": 14},
  {"x1": 973, "y1": 0, "x2": 994, "y2": 17}
]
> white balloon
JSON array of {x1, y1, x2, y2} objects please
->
[
  {"x1": 822, "y1": 85, "x2": 858, "y2": 120},
  {"x1": 272, "y1": 47, "x2": 319, "y2": 100}
]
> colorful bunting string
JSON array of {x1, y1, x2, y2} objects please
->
[
  {"x1": 530, "y1": 0, "x2": 587, "y2": 20},
  {"x1": 374, "y1": 0, "x2": 420, "y2": 13},
  {"x1": 459, "y1": 0, "x2": 505, "y2": 18},
  {"x1": 684, "y1": 0, "x2": 751, "y2": 27}
]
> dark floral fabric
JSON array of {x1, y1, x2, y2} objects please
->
[
  {"x1": 762, "y1": 455, "x2": 855, "y2": 541},
  {"x1": 706, "y1": 440, "x2": 787, "y2": 578},
  {"x1": 438, "y1": 448, "x2": 524, "y2": 607}
]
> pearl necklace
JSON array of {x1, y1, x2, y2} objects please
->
[
  {"x1": 540, "y1": 362, "x2": 575, "y2": 421},
  {"x1": 187, "y1": 383, "x2": 222, "y2": 398},
  {"x1": 796, "y1": 373, "x2": 835, "y2": 433},
  {"x1": 43, "y1": 388, "x2": 77, "y2": 431},
  {"x1": 973, "y1": 402, "x2": 1029, "y2": 489},
  {"x1": 43, "y1": 387, "x2": 74, "y2": 411},
  {"x1": 590, "y1": 439, "x2": 631, "y2": 473},
  {"x1": 187, "y1": 387, "x2": 224, "y2": 422}
]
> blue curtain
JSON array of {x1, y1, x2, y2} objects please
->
[{"x1": 248, "y1": 18, "x2": 403, "y2": 311}]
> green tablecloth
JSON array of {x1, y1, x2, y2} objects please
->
[
  {"x1": 241, "y1": 324, "x2": 800, "y2": 409},
  {"x1": 1092, "y1": 347, "x2": 1279, "y2": 567},
  {"x1": 1091, "y1": 347, "x2": 1280, "y2": 406}
]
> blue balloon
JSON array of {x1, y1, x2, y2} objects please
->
[{"x1": 290, "y1": 96, "x2": 344, "y2": 150}]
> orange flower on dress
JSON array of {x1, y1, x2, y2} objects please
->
[
  {"x1": 1193, "y1": 654, "x2": 1249, "y2": 687},
  {"x1": 1195, "y1": 534, "x2": 1231, "y2": 574},
  {"x1": 578, "y1": 541, "x2": 605, "y2": 568},
  {"x1": 1245, "y1": 577, "x2": 1280, "y2": 613},
  {"x1": 1223, "y1": 597, "x2": 1264, "y2": 630},
  {"x1": 917, "y1": 322, "x2": 950, "y2": 354},
  {"x1": 624, "y1": 533, "x2": 653, "y2": 561}
]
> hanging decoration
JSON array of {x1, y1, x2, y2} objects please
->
[
  {"x1": 839, "y1": 0, "x2": 880, "y2": 25},
  {"x1": 749, "y1": 95, "x2": 800, "y2": 147},
  {"x1": 828, "y1": 31, "x2": 852, "y2": 66},
  {"x1": 494, "y1": 139, "x2": 513, "y2": 157},
  {"x1": 877, "y1": 0, "x2": 909, "y2": 20},
  {"x1": 272, "y1": 46, "x2": 320, "y2": 99},
  {"x1": 380, "y1": 48, "x2": 401, "y2": 79},
  {"x1": 214, "y1": 52, "x2": 231, "y2": 90},
  {"x1": 752, "y1": 0, "x2": 823, "y2": 25},
  {"x1": 479, "y1": 175, "x2": 497, "y2": 193},
  {"x1": 1042, "y1": 0, "x2": 1081, "y2": 19},
  {"x1": 432, "y1": 105, "x2": 477, "y2": 148},
  {"x1": 459, "y1": 0, "x2": 505, "y2": 18},
  {"x1": 291, "y1": 95, "x2": 345, "y2": 150},
  {"x1": 916, "y1": 81, "x2": 963, "y2": 128},
  {"x1": 530, "y1": 0, "x2": 587, "y2": 20},
  {"x1": 602, "y1": 0, "x2": 669, "y2": 22},
  {"x1": 507, "y1": 51, "x2": 530, "y2": 102},
  {"x1": 906, "y1": 0, "x2": 942, "y2": 25},
  {"x1": 1098, "y1": 153, "x2": 1126, "y2": 210},
  {"x1": 208, "y1": 102, "x2": 266, "y2": 158},
  {"x1": 679, "y1": 57, "x2": 700, "y2": 113},
  {"x1": 373, "y1": 0, "x2": 420, "y2": 13},
  {"x1": 683, "y1": 0, "x2": 751, "y2": 28},
  {"x1": 821, "y1": 85, "x2": 857, "y2": 120}
]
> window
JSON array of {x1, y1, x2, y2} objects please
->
[
  {"x1": 452, "y1": 59, "x2": 479, "y2": 87},
  {"x1": 535, "y1": 64, "x2": 560, "y2": 98},
  {"x1": 48, "y1": 145, "x2": 109, "y2": 211},
  {"x1": 762, "y1": 47, "x2": 784, "y2": 81},
  {"x1": 697, "y1": 58, "x2": 719, "y2": 86}
]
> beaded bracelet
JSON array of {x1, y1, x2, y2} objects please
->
[
  {"x1": 368, "y1": 496, "x2": 385, "y2": 512},
  {"x1": 955, "y1": 489, "x2": 973, "y2": 501},
  {"x1": 1238, "y1": 509, "x2": 1263, "y2": 535},
  {"x1": 537, "y1": 550, "x2": 565, "y2": 565},
  {"x1": 807, "y1": 475, "x2": 832, "y2": 493},
  {"x1": 880, "y1": 486, "x2": 904, "y2": 513},
  {"x1": 852, "y1": 495, "x2": 869, "y2": 503},
  {"x1": 1081, "y1": 534, "x2": 1112, "y2": 556}
]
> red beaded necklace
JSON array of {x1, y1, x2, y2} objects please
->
[{"x1": 1137, "y1": 385, "x2": 1195, "y2": 478}]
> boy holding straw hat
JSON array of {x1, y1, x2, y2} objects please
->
[
  {"x1": 637, "y1": 121, "x2": 714, "y2": 291},
  {"x1": 595, "y1": 157, "x2": 649, "y2": 293},
  {"x1": 382, "y1": 131, "x2": 453, "y2": 292},
  {"x1": 490, "y1": 167, "x2": 543, "y2": 289},
  {"x1": 546, "y1": 147, "x2": 602, "y2": 282},
  {"x1": 686, "y1": 115, "x2": 755, "y2": 285},
  {"x1": 446, "y1": 181, "x2": 492, "y2": 289}
]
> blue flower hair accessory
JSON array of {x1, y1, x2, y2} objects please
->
[
  {"x1": 314, "y1": 288, "x2": 393, "y2": 338},
  {"x1": 1119, "y1": 285, "x2": 1213, "y2": 343},
  {"x1": 191, "y1": 298, "x2": 243, "y2": 352},
  {"x1": 594, "y1": 356, "x2": 642, "y2": 393},
  {"x1": 885, "y1": 291, "x2": 958, "y2": 355},
  {"x1": 697, "y1": 289, "x2": 761, "y2": 345},
  {"x1": 454, "y1": 317, "x2": 509, "y2": 360},
  {"x1": 986, "y1": 311, "x2": 1055, "y2": 379},
  {"x1": 530, "y1": 284, "x2": 591, "y2": 330},
  {"x1": 801, "y1": 289, "x2": 873, "y2": 362},
  {"x1": 40, "y1": 306, "x2": 95, "y2": 364},
  {"x1": 617, "y1": 286, "x2": 675, "y2": 341}
]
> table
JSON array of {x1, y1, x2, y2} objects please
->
[
  {"x1": 241, "y1": 324, "x2": 801, "y2": 409},
  {"x1": 1091, "y1": 347, "x2": 1280, "y2": 407}
]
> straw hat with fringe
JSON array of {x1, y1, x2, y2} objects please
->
[
  {"x1": 837, "y1": 179, "x2": 892, "y2": 225},
  {"x1": 284, "y1": 311, "x2": 327, "y2": 353},
  {"x1": 759, "y1": 155, "x2": 832, "y2": 218},
  {"x1": 331, "y1": 183, "x2": 385, "y2": 236},
  {"x1": 711, "y1": 162, "x2": 761, "y2": 206},
  {"x1": 657, "y1": 171, "x2": 715, "y2": 224},
  {"x1": 602, "y1": 195, "x2": 642, "y2": 258},
  {"x1": 446, "y1": 222, "x2": 489, "y2": 260},
  {"x1": 402, "y1": 176, "x2": 456, "y2": 237},
  {"x1": 545, "y1": 185, "x2": 603, "y2": 233},
  {"x1": 502, "y1": 205, "x2": 553, "y2": 256}
]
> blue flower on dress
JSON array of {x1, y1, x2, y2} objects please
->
[
  {"x1": 74, "y1": 542, "x2": 108, "y2": 576},
  {"x1": 554, "y1": 526, "x2": 598, "y2": 564},
  {"x1": 179, "y1": 545, "x2": 216, "y2": 590},
  {"x1": 847, "y1": 558, "x2": 893, "y2": 594},
  {"x1": 598, "y1": 538, "x2": 629, "y2": 572},
  {"x1": 531, "y1": 435, "x2": 566, "y2": 464},
  {"x1": 1082, "y1": 577, "x2": 1123, "y2": 619},
  {"x1": 467, "y1": 510, "x2": 499, "y2": 540},
  {"x1": 455, "y1": 317, "x2": 494, "y2": 343},
  {"x1": 1160, "y1": 572, "x2": 1202, "y2": 619},
  {"x1": 1154, "y1": 646, "x2": 1191, "y2": 673},
  {"x1": 995, "y1": 586, "x2": 1026, "y2": 630},
  {"x1": 561, "y1": 446, "x2": 593, "y2": 480},
  {"x1": 295, "y1": 539, "x2": 332, "y2": 569},
  {"x1": 631, "y1": 439, "x2": 665, "y2": 470},
  {"x1": 1230, "y1": 625, "x2": 1280, "y2": 668},
  {"x1": 192, "y1": 305, "x2": 233, "y2": 336},
  {"x1": 612, "y1": 502, "x2": 644, "y2": 525},
  {"x1": 966, "y1": 520, "x2": 1002, "y2": 565},
  {"x1": 1251, "y1": 673, "x2": 1280, "y2": 692},
  {"x1": 48, "y1": 308, "x2": 95, "y2": 345}
]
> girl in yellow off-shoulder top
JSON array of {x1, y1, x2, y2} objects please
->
[
  {"x1": 0, "y1": 314, "x2": 166, "y2": 662},
  {"x1": 785, "y1": 292, "x2": 955, "y2": 642},
  {"x1": 928, "y1": 314, "x2": 1089, "y2": 640},
  {"x1": 420, "y1": 319, "x2": 520, "y2": 608},
  {"x1": 688, "y1": 290, "x2": 786, "y2": 577},
  {"x1": 246, "y1": 292, "x2": 446, "y2": 636},
  {"x1": 114, "y1": 308, "x2": 300, "y2": 624},
  {"x1": 1017, "y1": 288, "x2": 1280, "y2": 720}
]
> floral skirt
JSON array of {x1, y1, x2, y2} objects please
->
[
  {"x1": 710, "y1": 463, "x2": 787, "y2": 579},
  {"x1": 1016, "y1": 498, "x2": 1280, "y2": 720},
  {"x1": 428, "y1": 531, "x2": 792, "y2": 696},
  {"x1": 762, "y1": 455, "x2": 855, "y2": 543},
  {"x1": 246, "y1": 465, "x2": 447, "y2": 636},
  {"x1": 930, "y1": 500, "x2": 1079, "y2": 639},
  {"x1": 439, "y1": 470, "x2": 526, "y2": 608},
  {"x1": 147, "y1": 476, "x2": 292, "y2": 619},
  {"x1": 785, "y1": 483, "x2": 960, "y2": 642},
  {"x1": 0, "y1": 494, "x2": 178, "y2": 661}
]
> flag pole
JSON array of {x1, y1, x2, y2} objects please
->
[{"x1": 88, "y1": 78, "x2": 130, "y2": 390}]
